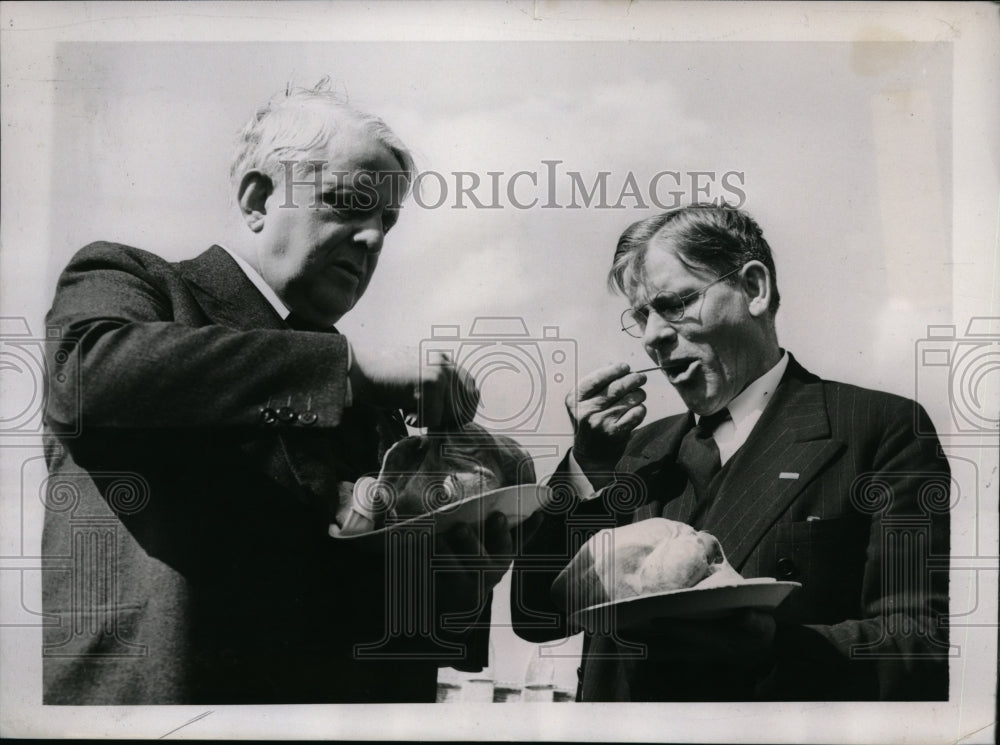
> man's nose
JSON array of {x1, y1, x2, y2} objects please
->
[
  {"x1": 643, "y1": 311, "x2": 677, "y2": 347},
  {"x1": 354, "y1": 215, "x2": 385, "y2": 253}
]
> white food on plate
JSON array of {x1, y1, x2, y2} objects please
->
[{"x1": 591, "y1": 518, "x2": 743, "y2": 601}]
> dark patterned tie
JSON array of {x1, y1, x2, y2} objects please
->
[{"x1": 676, "y1": 407, "x2": 730, "y2": 502}]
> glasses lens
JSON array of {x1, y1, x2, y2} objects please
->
[{"x1": 651, "y1": 291, "x2": 686, "y2": 322}]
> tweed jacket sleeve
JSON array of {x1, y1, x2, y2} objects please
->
[{"x1": 44, "y1": 242, "x2": 352, "y2": 433}]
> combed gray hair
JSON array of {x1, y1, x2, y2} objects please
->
[
  {"x1": 608, "y1": 203, "x2": 781, "y2": 314},
  {"x1": 229, "y1": 77, "x2": 416, "y2": 200}
]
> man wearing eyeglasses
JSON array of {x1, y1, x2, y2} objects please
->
[{"x1": 512, "y1": 203, "x2": 950, "y2": 701}]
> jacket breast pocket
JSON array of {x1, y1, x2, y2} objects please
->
[{"x1": 771, "y1": 515, "x2": 871, "y2": 625}]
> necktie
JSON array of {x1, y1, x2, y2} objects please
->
[{"x1": 676, "y1": 407, "x2": 730, "y2": 502}]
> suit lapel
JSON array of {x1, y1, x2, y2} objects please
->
[
  {"x1": 177, "y1": 246, "x2": 342, "y2": 508},
  {"x1": 176, "y1": 245, "x2": 288, "y2": 332},
  {"x1": 701, "y1": 356, "x2": 844, "y2": 570},
  {"x1": 615, "y1": 414, "x2": 691, "y2": 523}
]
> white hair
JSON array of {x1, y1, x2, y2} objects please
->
[{"x1": 229, "y1": 78, "x2": 416, "y2": 198}]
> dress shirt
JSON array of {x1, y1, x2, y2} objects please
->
[
  {"x1": 712, "y1": 351, "x2": 788, "y2": 465},
  {"x1": 221, "y1": 245, "x2": 291, "y2": 320},
  {"x1": 565, "y1": 351, "x2": 790, "y2": 499}
]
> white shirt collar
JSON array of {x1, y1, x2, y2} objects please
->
[
  {"x1": 706, "y1": 351, "x2": 790, "y2": 465},
  {"x1": 220, "y1": 244, "x2": 290, "y2": 320},
  {"x1": 720, "y1": 350, "x2": 789, "y2": 429}
]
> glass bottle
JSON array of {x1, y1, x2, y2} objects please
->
[
  {"x1": 462, "y1": 641, "x2": 495, "y2": 702},
  {"x1": 522, "y1": 652, "x2": 555, "y2": 702}
]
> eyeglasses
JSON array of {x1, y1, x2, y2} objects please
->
[{"x1": 620, "y1": 265, "x2": 743, "y2": 338}]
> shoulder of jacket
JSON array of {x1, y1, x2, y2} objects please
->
[
  {"x1": 819, "y1": 376, "x2": 917, "y2": 410},
  {"x1": 71, "y1": 241, "x2": 174, "y2": 270}
]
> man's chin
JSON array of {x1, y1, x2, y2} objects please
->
[
  {"x1": 289, "y1": 301, "x2": 351, "y2": 328},
  {"x1": 311, "y1": 291, "x2": 360, "y2": 323},
  {"x1": 674, "y1": 388, "x2": 721, "y2": 417}
]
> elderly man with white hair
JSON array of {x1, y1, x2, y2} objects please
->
[{"x1": 41, "y1": 80, "x2": 513, "y2": 704}]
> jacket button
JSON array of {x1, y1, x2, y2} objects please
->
[
  {"x1": 259, "y1": 407, "x2": 277, "y2": 425},
  {"x1": 276, "y1": 406, "x2": 296, "y2": 423},
  {"x1": 776, "y1": 557, "x2": 798, "y2": 579},
  {"x1": 298, "y1": 411, "x2": 318, "y2": 426}
]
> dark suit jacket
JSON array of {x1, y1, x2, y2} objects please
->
[
  {"x1": 511, "y1": 355, "x2": 950, "y2": 701},
  {"x1": 41, "y1": 243, "x2": 488, "y2": 704}
]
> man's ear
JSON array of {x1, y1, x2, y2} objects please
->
[
  {"x1": 740, "y1": 260, "x2": 773, "y2": 317},
  {"x1": 237, "y1": 171, "x2": 273, "y2": 233}
]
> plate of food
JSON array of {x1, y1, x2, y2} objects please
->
[
  {"x1": 329, "y1": 424, "x2": 551, "y2": 550},
  {"x1": 552, "y1": 517, "x2": 800, "y2": 630},
  {"x1": 570, "y1": 578, "x2": 800, "y2": 631},
  {"x1": 333, "y1": 482, "x2": 555, "y2": 550}
]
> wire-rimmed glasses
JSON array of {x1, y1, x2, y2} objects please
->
[{"x1": 620, "y1": 265, "x2": 743, "y2": 338}]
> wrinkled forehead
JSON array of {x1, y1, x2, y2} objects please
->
[
  {"x1": 300, "y1": 129, "x2": 403, "y2": 176},
  {"x1": 287, "y1": 128, "x2": 409, "y2": 206},
  {"x1": 626, "y1": 231, "x2": 712, "y2": 305},
  {"x1": 625, "y1": 234, "x2": 678, "y2": 305}
]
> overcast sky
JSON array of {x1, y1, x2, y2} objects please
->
[{"x1": 46, "y1": 40, "x2": 956, "y2": 434}]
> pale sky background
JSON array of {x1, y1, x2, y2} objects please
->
[
  {"x1": 2, "y1": 3, "x2": 998, "y2": 742},
  {"x1": 46, "y1": 40, "x2": 957, "y2": 432}
]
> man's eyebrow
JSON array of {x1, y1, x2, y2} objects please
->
[
  {"x1": 320, "y1": 185, "x2": 375, "y2": 202},
  {"x1": 323, "y1": 186, "x2": 397, "y2": 213},
  {"x1": 321, "y1": 179, "x2": 385, "y2": 194}
]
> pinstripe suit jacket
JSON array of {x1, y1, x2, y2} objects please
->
[
  {"x1": 41, "y1": 243, "x2": 488, "y2": 704},
  {"x1": 511, "y1": 355, "x2": 950, "y2": 701}
]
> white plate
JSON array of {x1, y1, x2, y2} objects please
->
[
  {"x1": 330, "y1": 483, "x2": 554, "y2": 550},
  {"x1": 570, "y1": 578, "x2": 801, "y2": 631}
]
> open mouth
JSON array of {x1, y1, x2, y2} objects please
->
[{"x1": 660, "y1": 357, "x2": 700, "y2": 384}]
